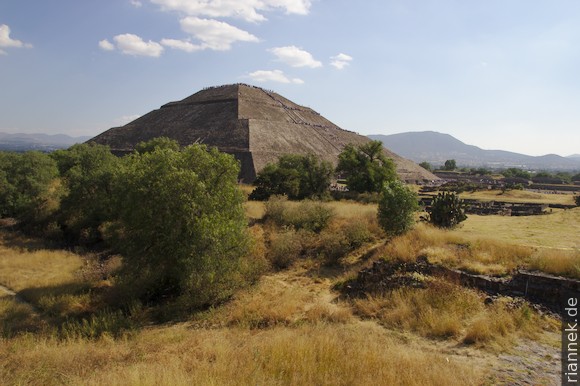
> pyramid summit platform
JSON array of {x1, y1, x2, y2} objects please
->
[{"x1": 90, "y1": 84, "x2": 437, "y2": 183}]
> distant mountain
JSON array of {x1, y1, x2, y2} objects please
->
[
  {"x1": 567, "y1": 154, "x2": 580, "y2": 160},
  {"x1": 0, "y1": 132, "x2": 91, "y2": 152},
  {"x1": 368, "y1": 131, "x2": 580, "y2": 171}
]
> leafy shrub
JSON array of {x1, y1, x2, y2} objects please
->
[
  {"x1": 135, "y1": 136, "x2": 180, "y2": 154},
  {"x1": 342, "y1": 221, "x2": 374, "y2": 249},
  {"x1": 263, "y1": 195, "x2": 289, "y2": 225},
  {"x1": 51, "y1": 143, "x2": 121, "y2": 245},
  {"x1": 377, "y1": 180, "x2": 418, "y2": 236},
  {"x1": 319, "y1": 221, "x2": 375, "y2": 266},
  {"x1": 110, "y1": 143, "x2": 251, "y2": 307},
  {"x1": 0, "y1": 151, "x2": 60, "y2": 223},
  {"x1": 330, "y1": 191, "x2": 381, "y2": 203},
  {"x1": 264, "y1": 196, "x2": 334, "y2": 233},
  {"x1": 249, "y1": 154, "x2": 332, "y2": 200},
  {"x1": 268, "y1": 229, "x2": 304, "y2": 269},
  {"x1": 426, "y1": 191, "x2": 467, "y2": 228}
]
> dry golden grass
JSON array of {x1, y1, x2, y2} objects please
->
[
  {"x1": 462, "y1": 298, "x2": 552, "y2": 350},
  {"x1": 195, "y1": 270, "x2": 353, "y2": 329},
  {"x1": 0, "y1": 323, "x2": 482, "y2": 386},
  {"x1": 353, "y1": 280, "x2": 482, "y2": 339},
  {"x1": 244, "y1": 199, "x2": 379, "y2": 223},
  {"x1": 0, "y1": 230, "x2": 99, "y2": 326},
  {"x1": 529, "y1": 249, "x2": 580, "y2": 278},
  {"x1": 243, "y1": 200, "x2": 265, "y2": 220},
  {"x1": 353, "y1": 280, "x2": 554, "y2": 349},
  {"x1": 0, "y1": 234, "x2": 83, "y2": 292},
  {"x1": 325, "y1": 200, "x2": 378, "y2": 220},
  {"x1": 0, "y1": 295, "x2": 44, "y2": 336},
  {"x1": 456, "y1": 208, "x2": 580, "y2": 250},
  {"x1": 376, "y1": 222, "x2": 580, "y2": 278},
  {"x1": 376, "y1": 224, "x2": 465, "y2": 263},
  {"x1": 459, "y1": 189, "x2": 576, "y2": 205}
]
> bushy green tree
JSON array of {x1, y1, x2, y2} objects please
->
[
  {"x1": 501, "y1": 168, "x2": 531, "y2": 180},
  {"x1": 443, "y1": 159, "x2": 456, "y2": 171},
  {"x1": 51, "y1": 143, "x2": 121, "y2": 244},
  {"x1": 0, "y1": 151, "x2": 60, "y2": 222},
  {"x1": 419, "y1": 161, "x2": 432, "y2": 172},
  {"x1": 377, "y1": 180, "x2": 418, "y2": 236},
  {"x1": 336, "y1": 141, "x2": 397, "y2": 193},
  {"x1": 112, "y1": 143, "x2": 250, "y2": 306},
  {"x1": 427, "y1": 191, "x2": 467, "y2": 228},
  {"x1": 249, "y1": 154, "x2": 332, "y2": 200},
  {"x1": 135, "y1": 136, "x2": 180, "y2": 154}
]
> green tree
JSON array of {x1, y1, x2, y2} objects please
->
[
  {"x1": 249, "y1": 154, "x2": 333, "y2": 200},
  {"x1": 470, "y1": 167, "x2": 491, "y2": 176},
  {"x1": 51, "y1": 143, "x2": 121, "y2": 244},
  {"x1": 443, "y1": 159, "x2": 457, "y2": 171},
  {"x1": 501, "y1": 168, "x2": 531, "y2": 180},
  {"x1": 377, "y1": 180, "x2": 418, "y2": 236},
  {"x1": 427, "y1": 191, "x2": 467, "y2": 228},
  {"x1": 419, "y1": 161, "x2": 432, "y2": 172},
  {"x1": 111, "y1": 143, "x2": 250, "y2": 306},
  {"x1": 135, "y1": 137, "x2": 180, "y2": 154},
  {"x1": 336, "y1": 141, "x2": 397, "y2": 193},
  {"x1": 0, "y1": 151, "x2": 59, "y2": 222}
]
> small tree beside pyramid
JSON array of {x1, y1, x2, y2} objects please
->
[
  {"x1": 249, "y1": 154, "x2": 333, "y2": 200},
  {"x1": 336, "y1": 141, "x2": 397, "y2": 193}
]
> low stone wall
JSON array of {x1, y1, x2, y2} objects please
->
[{"x1": 343, "y1": 258, "x2": 580, "y2": 313}]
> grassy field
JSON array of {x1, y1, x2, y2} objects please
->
[
  {"x1": 456, "y1": 207, "x2": 580, "y2": 250},
  {"x1": 459, "y1": 189, "x2": 577, "y2": 205},
  {"x1": 0, "y1": 192, "x2": 574, "y2": 385}
]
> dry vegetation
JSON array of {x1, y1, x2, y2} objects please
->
[
  {"x1": 459, "y1": 188, "x2": 576, "y2": 205},
  {"x1": 0, "y1": 324, "x2": 482, "y2": 386},
  {"x1": 352, "y1": 279, "x2": 554, "y2": 350},
  {"x1": 0, "y1": 192, "x2": 575, "y2": 385},
  {"x1": 456, "y1": 207, "x2": 580, "y2": 250}
]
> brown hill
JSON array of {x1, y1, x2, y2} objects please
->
[{"x1": 89, "y1": 84, "x2": 438, "y2": 183}]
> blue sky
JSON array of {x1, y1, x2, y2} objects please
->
[{"x1": 1, "y1": 0, "x2": 579, "y2": 157}]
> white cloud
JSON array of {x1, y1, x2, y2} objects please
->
[
  {"x1": 160, "y1": 38, "x2": 202, "y2": 52},
  {"x1": 130, "y1": 0, "x2": 143, "y2": 7},
  {"x1": 150, "y1": 0, "x2": 311, "y2": 23},
  {"x1": 269, "y1": 45, "x2": 322, "y2": 68},
  {"x1": 115, "y1": 114, "x2": 141, "y2": 125},
  {"x1": 113, "y1": 34, "x2": 164, "y2": 57},
  {"x1": 248, "y1": 69, "x2": 303, "y2": 84},
  {"x1": 330, "y1": 53, "x2": 353, "y2": 69},
  {"x1": 0, "y1": 24, "x2": 32, "y2": 53},
  {"x1": 98, "y1": 39, "x2": 115, "y2": 51},
  {"x1": 180, "y1": 17, "x2": 259, "y2": 51}
]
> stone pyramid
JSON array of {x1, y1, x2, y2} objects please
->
[{"x1": 90, "y1": 84, "x2": 438, "y2": 183}]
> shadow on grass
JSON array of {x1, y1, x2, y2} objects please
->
[
  {"x1": 0, "y1": 221, "x2": 65, "y2": 252},
  {"x1": 1, "y1": 280, "x2": 140, "y2": 339}
]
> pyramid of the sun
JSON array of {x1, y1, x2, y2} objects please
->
[{"x1": 90, "y1": 84, "x2": 438, "y2": 183}]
